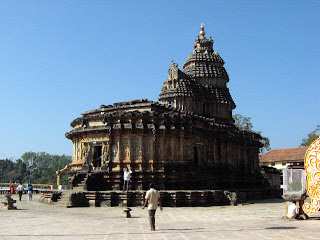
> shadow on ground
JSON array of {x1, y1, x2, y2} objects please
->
[{"x1": 265, "y1": 226, "x2": 297, "y2": 230}]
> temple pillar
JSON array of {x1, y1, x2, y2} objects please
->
[
  {"x1": 220, "y1": 139, "x2": 225, "y2": 164},
  {"x1": 72, "y1": 139, "x2": 76, "y2": 162},
  {"x1": 137, "y1": 134, "x2": 143, "y2": 170},
  {"x1": 179, "y1": 131, "x2": 184, "y2": 163}
]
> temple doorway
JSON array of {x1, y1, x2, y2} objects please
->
[
  {"x1": 93, "y1": 145, "x2": 102, "y2": 168},
  {"x1": 194, "y1": 143, "x2": 204, "y2": 167},
  {"x1": 194, "y1": 147, "x2": 199, "y2": 166}
]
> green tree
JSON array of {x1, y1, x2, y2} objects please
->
[
  {"x1": 21, "y1": 151, "x2": 38, "y2": 167},
  {"x1": 233, "y1": 114, "x2": 253, "y2": 131},
  {"x1": 300, "y1": 124, "x2": 320, "y2": 147},
  {"x1": 233, "y1": 113, "x2": 271, "y2": 153},
  {"x1": 0, "y1": 159, "x2": 15, "y2": 182},
  {"x1": 1, "y1": 152, "x2": 72, "y2": 184}
]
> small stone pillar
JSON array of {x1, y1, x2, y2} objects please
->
[
  {"x1": 121, "y1": 208, "x2": 132, "y2": 218},
  {"x1": 2, "y1": 194, "x2": 17, "y2": 210}
]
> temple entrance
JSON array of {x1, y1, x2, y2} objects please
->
[
  {"x1": 93, "y1": 145, "x2": 102, "y2": 168},
  {"x1": 194, "y1": 147, "x2": 199, "y2": 166}
]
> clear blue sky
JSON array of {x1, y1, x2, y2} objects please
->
[{"x1": 0, "y1": 1, "x2": 319, "y2": 159}]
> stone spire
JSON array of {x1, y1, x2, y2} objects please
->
[{"x1": 159, "y1": 24, "x2": 235, "y2": 121}]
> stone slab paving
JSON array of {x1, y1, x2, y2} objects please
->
[{"x1": 1, "y1": 194, "x2": 320, "y2": 240}]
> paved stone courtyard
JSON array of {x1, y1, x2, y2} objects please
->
[{"x1": 1, "y1": 194, "x2": 320, "y2": 240}]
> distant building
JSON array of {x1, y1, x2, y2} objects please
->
[{"x1": 259, "y1": 147, "x2": 308, "y2": 170}]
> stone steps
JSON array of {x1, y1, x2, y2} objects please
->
[
  {"x1": 53, "y1": 176, "x2": 88, "y2": 207},
  {"x1": 52, "y1": 190, "x2": 73, "y2": 207}
]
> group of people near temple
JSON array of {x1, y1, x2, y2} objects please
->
[
  {"x1": 9, "y1": 181, "x2": 34, "y2": 201},
  {"x1": 5, "y1": 170, "x2": 304, "y2": 231}
]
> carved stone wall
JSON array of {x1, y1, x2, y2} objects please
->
[
  {"x1": 67, "y1": 111, "x2": 263, "y2": 190},
  {"x1": 65, "y1": 26, "x2": 265, "y2": 191}
]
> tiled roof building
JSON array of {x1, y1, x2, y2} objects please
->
[{"x1": 260, "y1": 147, "x2": 308, "y2": 169}]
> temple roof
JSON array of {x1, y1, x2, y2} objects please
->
[
  {"x1": 183, "y1": 51, "x2": 225, "y2": 66},
  {"x1": 182, "y1": 25, "x2": 228, "y2": 80},
  {"x1": 66, "y1": 98, "x2": 262, "y2": 143},
  {"x1": 159, "y1": 24, "x2": 234, "y2": 107},
  {"x1": 66, "y1": 24, "x2": 261, "y2": 148},
  {"x1": 70, "y1": 99, "x2": 235, "y2": 127},
  {"x1": 159, "y1": 77, "x2": 234, "y2": 104},
  {"x1": 183, "y1": 63, "x2": 229, "y2": 79}
]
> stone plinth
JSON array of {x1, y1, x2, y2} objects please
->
[
  {"x1": 2, "y1": 194, "x2": 17, "y2": 210},
  {"x1": 38, "y1": 189, "x2": 269, "y2": 207}
]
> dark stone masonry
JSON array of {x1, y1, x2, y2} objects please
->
[{"x1": 57, "y1": 24, "x2": 269, "y2": 207}]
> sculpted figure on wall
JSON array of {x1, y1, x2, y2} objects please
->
[
  {"x1": 82, "y1": 143, "x2": 90, "y2": 163},
  {"x1": 102, "y1": 142, "x2": 110, "y2": 164},
  {"x1": 135, "y1": 141, "x2": 142, "y2": 161},
  {"x1": 101, "y1": 141, "x2": 113, "y2": 172},
  {"x1": 112, "y1": 144, "x2": 118, "y2": 161},
  {"x1": 125, "y1": 147, "x2": 130, "y2": 160}
]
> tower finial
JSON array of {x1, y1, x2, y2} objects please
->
[{"x1": 200, "y1": 23, "x2": 205, "y2": 38}]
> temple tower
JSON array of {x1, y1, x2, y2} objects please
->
[
  {"x1": 159, "y1": 24, "x2": 235, "y2": 123},
  {"x1": 65, "y1": 23, "x2": 264, "y2": 195}
]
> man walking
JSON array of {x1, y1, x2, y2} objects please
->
[
  {"x1": 16, "y1": 183, "x2": 24, "y2": 201},
  {"x1": 142, "y1": 183, "x2": 163, "y2": 231},
  {"x1": 123, "y1": 167, "x2": 132, "y2": 192}
]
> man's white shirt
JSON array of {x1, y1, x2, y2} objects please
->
[
  {"x1": 287, "y1": 203, "x2": 298, "y2": 219},
  {"x1": 123, "y1": 170, "x2": 132, "y2": 181}
]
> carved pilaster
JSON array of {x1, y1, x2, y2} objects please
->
[
  {"x1": 148, "y1": 137, "x2": 154, "y2": 170},
  {"x1": 72, "y1": 139, "x2": 76, "y2": 163},
  {"x1": 138, "y1": 136, "x2": 143, "y2": 161},
  {"x1": 81, "y1": 142, "x2": 91, "y2": 165},
  {"x1": 102, "y1": 140, "x2": 110, "y2": 164},
  {"x1": 111, "y1": 143, "x2": 118, "y2": 162},
  {"x1": 179, "y1": 132, "x2": 184, "y2": 163},
  {"x1": 123, "y1": 137, "x2": 131, "y2": 168}
]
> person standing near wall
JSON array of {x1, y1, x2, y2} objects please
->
[
  {"x1": 123, "y1": 167, "x2": 132, "y2": 192},
  {"x1": 142, "y1": 183, "x2": 163, "y2": 231}
]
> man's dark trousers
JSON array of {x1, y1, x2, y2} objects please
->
[
  {"x1": 148, "y1": 210, "x2": 156, "y2": 230},
  {"x1": 18, "y1": 191, "x2": 23, "y2": 201}
]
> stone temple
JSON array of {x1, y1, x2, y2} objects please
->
[{"x1": 65, "y1": 25, "x2": 264, "y2": 195}]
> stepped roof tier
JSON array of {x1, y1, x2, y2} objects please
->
[{"x1": 66, "y1": 99, "x2": 259, "y2": 141}]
